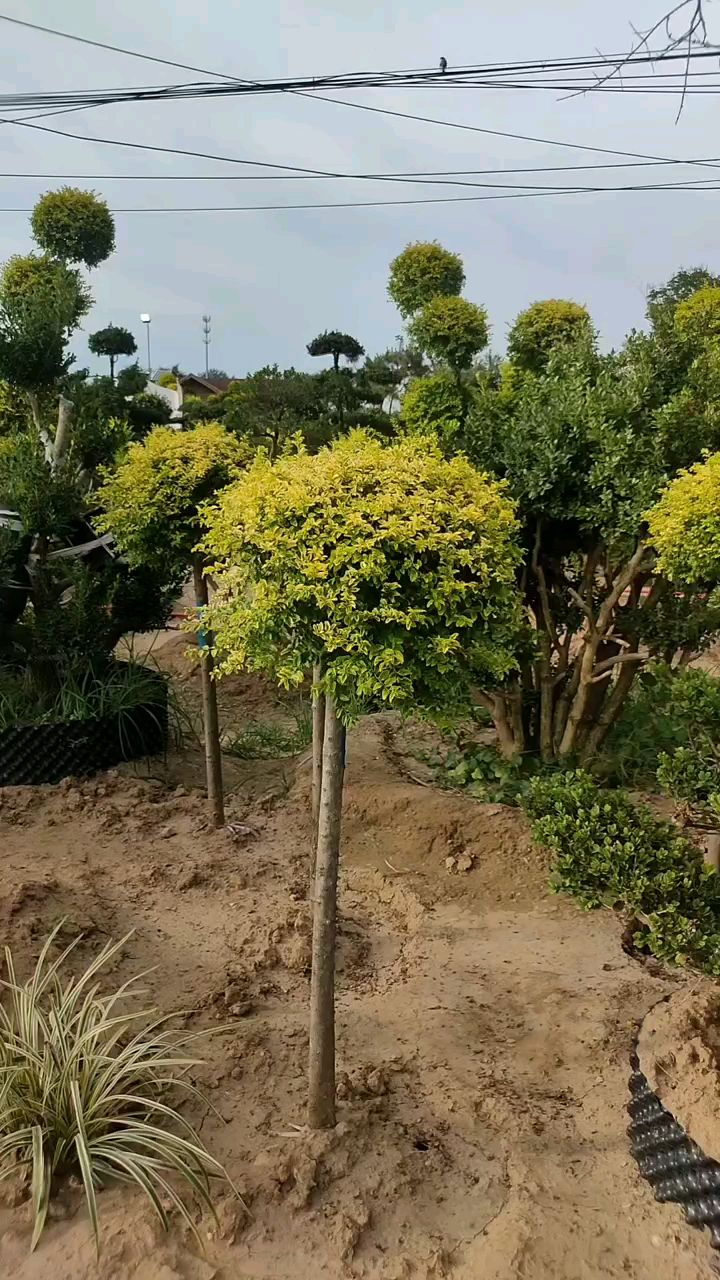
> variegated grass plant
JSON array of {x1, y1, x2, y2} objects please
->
[{"x1": 0, "y1": 927, "x2": 238, "y2": 1251}]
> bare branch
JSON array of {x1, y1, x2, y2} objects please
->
[{"x1": 567, "y1": 0, "x2": 714, "y2": 118}]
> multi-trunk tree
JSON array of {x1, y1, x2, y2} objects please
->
[{"x1": 392, "y1": 244, "x2": 720, "y2": 763}]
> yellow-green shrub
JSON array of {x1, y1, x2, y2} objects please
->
[
  {"x1": 97, "y1": 423, "x2": 248, "y2": 579},
  {"x1": 200, "y1": 431, "x2": 523, "y2": 722},
  {"x1": 507, "y1": 299, "x2": 593, "y2": 374},
  {"x1": 646, "y1": 450, "x2": 720, "y2": 584}
]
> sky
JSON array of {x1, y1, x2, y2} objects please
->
[{"x1": 0, "y1": 0, "x2": 718, "y2": 378}]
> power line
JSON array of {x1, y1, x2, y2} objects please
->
[
  {"x1": 5, "y1": 11, "x2": 720, "y2": 189},
  {"x1": 9, "y1": 111, "x2": 720, "y2": 194},
  {"x1": 3, "y1": 156, "x2": 720, "y2": 181},
  {"x1": 2, "y1": 178, "x2": 720, "y2": 215}
]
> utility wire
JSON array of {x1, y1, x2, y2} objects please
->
[
  {"x1": 5, "y1": 12, "x2": 720, "y2": 188},
  {"x1": 2, "y1": 177, "x2": 720, "y2": 214},
  {"x1": 5, "y1": 156, "x2": 720, "y2": 180}
]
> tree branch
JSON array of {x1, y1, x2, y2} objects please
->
[{"x1": 589, "y1": 652, "x2": 645, "y2": 683}]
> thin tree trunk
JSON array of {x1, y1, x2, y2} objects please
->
[
  {"x1": 26, "y1": 391, "x2": 54, "y2": 463},
  {"x1": 110, "y1": 354, "x2": 116, "y2": 382},
  {"x1": 307, "y1": 695, "x2": 346, "y2": 1130},
  {"x1": 492, "y1": 694, "x2": 520, "y2": 760},
  {"x1": 538, "y1": 634, "x2": 554, "y2": 763},
  {"x1": 579, "y1": 651, "x2": 641, "y2": 762},
  {"x1": 52, "y1": 396, "x2": 73, "y2": 473},
  {"x1": 192, "y1": 556, "x2": 225, "y2": 829},
  {"x1": 310, "y1": 662, "x2": 325, "y2": 891}
]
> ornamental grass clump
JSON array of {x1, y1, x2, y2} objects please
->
[{"x1": 0, "y1": 928, "x2": 236, "y2": 1251}]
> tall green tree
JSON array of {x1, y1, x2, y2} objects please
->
[
  {"x1": 88, "y1": 324, "x2": 137, "y2": 381},
  {"x1": 201, "y1": 431, "x2": 522, "y2": 1127}
]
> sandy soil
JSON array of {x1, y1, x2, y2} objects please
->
[
  {"x1": 639, "y1": 985, "x2": 720, "y2": 1165},
  {"x1": 0, "y1": 638, "x2": 718, "y2": 1279}
]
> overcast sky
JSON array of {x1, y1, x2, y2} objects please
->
[{"x1": 0, "y1": 0, "x2": 717, "y2": 377}]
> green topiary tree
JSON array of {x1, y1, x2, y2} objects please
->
[
  {"x1": 98, "y1": 424, "x2": 249, "y2": 826},
  {"x1": 31, "y1": 187, "x2": 115, "y2": 268},
  {"x1": 200, "y1": 430, "x2": 522, "y2": 1126},
  {"x1": 88, "y1": 324, "x2": 137, "y2": 381},
  {"x1": 409, "y1": 295, "x2": 489, "y2": 374},
  {"x1": 384, "y1": 235, "x2": 720, "y2": 765},
  {"x1": 306, "y1": 331, "x2": 365, "y2": 429},
  {"x1": 388, "y1": 241, "x2": 465, "y2": 318},
  {"x1": 507, "y1": 299, "x2": 594, "y2": 374},
  {"x1": 0, "y1": 190, "x2": 175, "y2": 715}
]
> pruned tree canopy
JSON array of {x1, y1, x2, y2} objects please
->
[
  {"x1": 388, "y1": 241, "x2": 465, "y2": 318},
  {"x1": 31, "y1": 188, "x2": 115, "y2": 269}
]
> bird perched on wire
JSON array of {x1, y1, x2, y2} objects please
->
[{"x1": 439, "y1": 56, "x2": 447, "y2": 73}]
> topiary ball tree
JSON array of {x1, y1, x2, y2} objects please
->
[
  {"x1": 507, "y1": 299, "x2": 594, "y2": 374},
  {"x1": 409, "y1": 295, "x2": 489, "y2": 375},
  {"x1": 200, "y1": 430, "x2": 522, "y2": 1127},
  {"x1": 31, "y1": 188, "x2": 115, "y2": 269},
  {"x1": 388, "y1": 241, "x2": 465, "y2": 318},
  {"x1": 98, "y1": 423, "x2": 249, "y2": 827},
  {"x1": 88, "y1": 324, "x2": 137, "y2": 381}
]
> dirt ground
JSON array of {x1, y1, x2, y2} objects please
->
[{"x1": 0, "y1": 634, "x2": 718, "y2": 1280}]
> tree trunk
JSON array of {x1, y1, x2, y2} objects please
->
[
  {"x1": 307, "y1": 695, "x2": 346, "y2": 1130},
  {"x1": 579, "y1": 655, "x2": 641, "y2": 762},
  {"x1": 110, "y1": 354, "x2": 116, "y2": 382},
  {"x1": 310, "y1": 662, "x2": 325, "y2": 891},
  {"x1": 492, "y1": 695, "x2": 521, "y2": 760},
  {"x1": 192, "y1": 556, "x2": 225, "y2": 829},
  {"x1": 52, "y1": 396, "x2": 73, "y2": 473},
  {"x1": 26, "y1": 391, "x2": 54, "y2": 464}
]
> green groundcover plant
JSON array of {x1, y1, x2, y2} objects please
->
[{"x1": 526, "y1": 770, "x2": 720, "y2": 974}]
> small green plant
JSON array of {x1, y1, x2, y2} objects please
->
[
  {"x1": 525, "y1": 770, "x2": 720, "y2": 974},
  {"x1": 225, "y1": 706, "x2": 312, "y2": 760},
  {"x1": 432, "y1": 739, "x2": 527, "y2": 804},
  {"x1": 600, "y1": 664, "x2": 720, "y2": 785},
  {"x1": 0, "y1": 660, "x2": 165, "y2": 732},
  {"x1": 0, "y1": 928, "x2": 236, "y2": 1252},
  {"x1": 657, "y1": 738, "x2": 720, "y2": 825}
]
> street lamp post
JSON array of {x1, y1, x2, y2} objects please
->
[{"x1": 140, "y1": 313, "x2": 151, "y2": 377}]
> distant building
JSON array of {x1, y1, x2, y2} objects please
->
[
  {"x1": 178, "y1": 373, "x2": 232, "y2": 400},
  {"x1": 150, "y1": 372, "x2": 232, "y2": 421}
]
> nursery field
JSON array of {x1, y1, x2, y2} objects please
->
[{"x1": 0, "y1": 633, "x2": 718, "y2": 1280}]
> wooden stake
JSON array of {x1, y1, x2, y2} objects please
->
[
  {"x1": 307, "y1": 695, "x2": 345, "y2": 1129},
  {"x1": 192, "y1": 556, "x2": 225, "y2": 830}
]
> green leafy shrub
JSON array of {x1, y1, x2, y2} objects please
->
[
  {"x1": 647, "y1": 450, "x2": 720, "y2": 585},
  {"x1": 657, "y1": 741, "x2": 720, "y2": 825},
  {"x1": 433, "y1": 739, "x2": 527, "y2": 803},
  {"x1": 506, "y1": 299, "x2": 594, "y2": 374},
  {"x1": 526, "y1": 770, "x2": 720, "y2": 973},
  {"x1": 0, "y1": 928, "x2": 236, "y2": 1251},
  {"x1": 601, "y1": 664, "x2": 720, "y2": 785}
]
